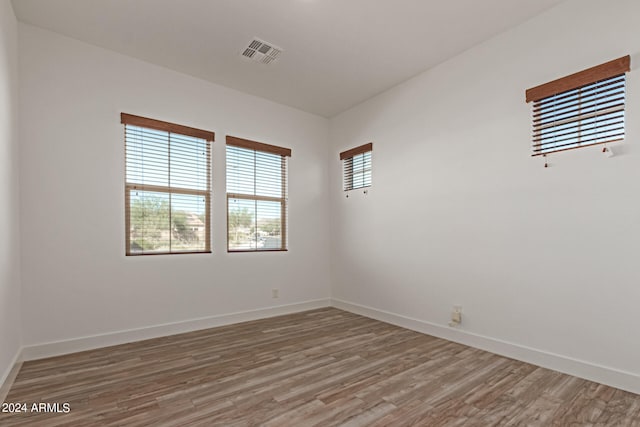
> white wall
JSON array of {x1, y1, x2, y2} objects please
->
[
  {"x1": 0, "y1": 0, "x2": 21, "y2": 385},
  {"x1": 330, "y1": 0, "x2": 640, "y2": 391},
  {"x1": 14, "y1": 0, "x2": 640, "y2": 394},
  {"x1": 18, "y1": 23, "x2": 331, "y2": 350}
]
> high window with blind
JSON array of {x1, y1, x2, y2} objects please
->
[
  {"x1": 226, "y1": 136, "x2": 291, "y2": 252},
  {"x1": 122, "y1": 113, "x2": 213, "y2": 255},
  {"x1": 525, "y1": 55, "x2": 630, "y2": 156},
  {"x1": 340, "y1": 143, "x2": 372, "y2": 191}
]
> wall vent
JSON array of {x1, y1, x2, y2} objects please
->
[{"x1": 241, "y1": 38, "x2": 283, "y2": 65}]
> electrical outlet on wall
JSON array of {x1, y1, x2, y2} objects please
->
[
  {"x1": 450, "y1": 305, "x2": 462, "y2": 327},
  {"x1": 272, "y1": 289, "x2": 279, "y2": 298}
]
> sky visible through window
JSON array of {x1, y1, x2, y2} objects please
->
[
  {"x1": 534, "y1": 75, "x2": 625, "y2": 154},
  {"x1": 344, "y1": 151, "x2": 371, "y2": 191}
]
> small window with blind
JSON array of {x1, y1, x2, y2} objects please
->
[
  {"x1": 525, "y1": 55, "x2": 630, "y2": 156},
  {"x1": 226, "y1": 136, "x2": 291, "y2": 252},
  {"x1": 340, "y1": 143, "x2": 372, "y2": 191},
  {"x1": 122, "y1": 113, "x2": 214, "y2": 255}
]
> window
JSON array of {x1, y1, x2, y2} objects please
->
[
  {"x1": 525, "y1": 56, "x2": 630, "y2": 156},
  {"x1": 226, "y1": 136, "x2": 291, "y2": 252},
  {"x1": 122, "y1": 113, "x2": 213, "y2": 255},
  {"x1": 340, "y1": 143, "x2": 372, "y2": 191}
]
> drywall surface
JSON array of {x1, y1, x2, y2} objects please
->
[
  {"x1": 18, "y1": 23, "x2": 331, "y2": 347},
  {"x1": 0, "y1": 0, "x2": 21, "y2": 385},
  {"x1": 329, "y1": 0, "x2": 640, "y2": 387}
]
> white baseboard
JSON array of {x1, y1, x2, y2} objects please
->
[
  {"x1": 22, "y1": 299, "x2": 331, "y2": 361},
  {"x1": 0, "y1": 348, "x2": 23, "y2": 404},
  {"x1": 331, "y1": 298, "x2": 640, "y2": 395},
  {"x1": 15, "y1": 298, "x2": 640, "y2": 396}
]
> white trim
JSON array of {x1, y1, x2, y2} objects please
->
[
  {"x1": 0, "y1": 348, "x2": 23, "y2": 404},
  {"x1": 22, "y1": 299, "x2": 331, "y2": 361},
  {"x1": 331, "y1": 298, "x2": 640, "y2": 395},
  {"x1": 15, "y1": 298, "x2": 639, "y2": 396}
]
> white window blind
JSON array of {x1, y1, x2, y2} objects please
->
[
  {"x1": 526, "y1": 56, "x2": 630, "y2": 156},
  {"x1": 122, "y1": 113, "x2": 213, "y2": 255},
  {"x1": 340, "y1": 143, "x2": 372, "y2": 191},
  {"x1": 226, "y1": 136, "x2": 290, "y2": 252}
]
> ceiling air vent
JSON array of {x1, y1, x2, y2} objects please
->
[{"x1": 241, "y1": 38, "x2": 283, "y2": 65}]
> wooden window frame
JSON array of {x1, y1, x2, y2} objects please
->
[
  {"x1": 226, "y1": 135, "x2": 291, "y2": 253},
  {"x1": 525, "y1": 56, "x2": 630, "y2": 156},
  {"x1": 121, "y1": 113, "x2": 214, "y2": 141},
  {"x1": 122, "y1": 113, "x2": 214, "y2": 256}
]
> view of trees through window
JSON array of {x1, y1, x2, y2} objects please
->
[
  {"x1": 226, "y1": 144, "x2": 287, "y2": 251},
  {"x1": 124, "y1": 119, "x2": 211, "y2": 255},
  {"x1": 227, "y1": 200, "x2": 283, "y2": 250},
  {"x1": 128, "y1": 192, "x2": 207, "y2": 253}
]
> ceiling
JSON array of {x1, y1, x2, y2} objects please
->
[{"x1": 11, "y1": 0, "x2": 566, "y2": 117}]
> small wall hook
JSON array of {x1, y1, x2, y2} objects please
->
[{"x1": 602, "y1": 146, "x2": 614, "y2": 158}]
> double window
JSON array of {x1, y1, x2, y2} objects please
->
[
  {"x1": 340, "y1": 143, "x2": 372, "y2": 191},
  {"x1": 526, "y1": 56, "x2": 630, "y2": 156},
  {"x1": 122, "y1": 114, "x2": 213, "y2": 255},
  {"x1": 226, "y1": 136, "x2": 291, "y2": 252},
  {"x1": 122, "y1": 116, "x2": 292, "y2": 255}
]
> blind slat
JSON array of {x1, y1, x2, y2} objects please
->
[
  {"x1": 533, "y1": 99, "x2": 625, "y2": 124},
  {"x1": 532, "y1": 77, "x2": 625, "y2": 111},
  {"x1": 533, "y1": 120, "x2": 625, "y2": 144},
  {"x1": 533, "y1": 132, "x2": 625, "y2": 153}
]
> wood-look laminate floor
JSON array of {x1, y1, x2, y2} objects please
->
[{"x1": 2, "y1": 308, "x2": 639, "y2": 426}]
